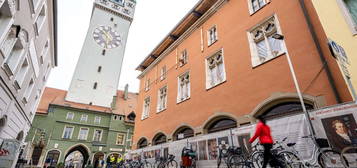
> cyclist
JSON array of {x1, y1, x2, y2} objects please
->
[{"x1": 249, "y1": 116, "x2": 283, "y2": 168}]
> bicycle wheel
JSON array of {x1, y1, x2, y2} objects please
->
[
  {"x1": 144, "y1": 162, "x2": 152, "y2": 168},
  {"x1": 277, "y1": 151, "x2": 301, "y2": 168},
  {"x1": 340, "y1": 146, "x2": 357, "y2": 168},
  {"x1": 167, "y1": 160, "x2": 178, "y2": 168},
  {"x1": 228, "y1": 154, "x2": 244, "y2": 168},
  {"x1": 251, "y1": 152, "x2": 264, "y2": 168},
  {"x1": 318, "y1": 149, "x2": 346, "y2": 168},
  {"x1": 157, "y1": 162, "x2": 165, "y2": 168}
]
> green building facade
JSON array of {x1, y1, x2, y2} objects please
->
[{"x1": 24, "y1": 87, "x2": 137, "y2": 168}]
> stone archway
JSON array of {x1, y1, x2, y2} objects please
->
[
  {"x1": 64, "y1": 145, "x2": 90, "y2": 168},
  {"x1": 203, "y1": 116, "x2": 237, "y2": 134},
  {"x1": 172, "y1": 126, "x2": 194, "y2": 141},
  {"x1": 45, "y1": 149, "x2": 61, "y2": 167},
  {"x1": 152, "y1": 133, "x2": 167, "y2": 145},
  {"x1": 137, "y1": 137, "x2": 148, "y2": 149}
]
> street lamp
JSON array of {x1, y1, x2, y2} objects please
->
[{"x1": 272, "y1": 33, "x2": 316, "y2": 136}]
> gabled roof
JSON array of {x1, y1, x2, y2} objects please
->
[
  {"x1": 37, "y1": 87, "x2": 138, "y2": 116},
  {"x1": 135, "y1": 0, "x2": 217, "y2": 72}
]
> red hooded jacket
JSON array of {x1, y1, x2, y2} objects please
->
[{"x1": 249, "y1": 121, "x2": 273, "y2": 144}]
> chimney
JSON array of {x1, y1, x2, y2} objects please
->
[{"x1": 124, "y1": 84, "x2": 129, "y2": 100}]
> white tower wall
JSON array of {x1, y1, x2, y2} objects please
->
[{"x1": 66, "y1": 0, "x2": 135, "y2": 107}]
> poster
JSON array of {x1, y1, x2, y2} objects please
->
[
  {"x1": 0, "y1": 139, "x2": 21, "y2": 168},
  {"x1": 198, "y1": 140, "x2": 207, "y2": 160},
  {"x1": 207, "y1": 139, "x2": 217, "y2": 160},
  {"x1": 237, "y1": 134, "x2": 252, "y2": 154}
]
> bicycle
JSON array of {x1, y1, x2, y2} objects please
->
[
  {"x1": 156, "y1": 154, "x2": 178, "y2": 168},
  {"x1": 340, "y1": 142, "x2": 357, "y2": 168},
  {"x1": 279, "y1": 135, "x2": 346, "y2": 168},
  {"x1": 227, "y1": 144, "x2": 255, "y2": 168},
  {"x1": 217, "y1": 145, "x2": 241, "y2": 168}
]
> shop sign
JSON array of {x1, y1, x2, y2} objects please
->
[
  {"x1": 328, "y1": 40, "x2": 350, "y2": 77},
  {"x1": 0, "y1": 139, "x2": 21, "y2": 168},
  {"x1": 110, "y1": 148, "x2": 123, "y2": 152}
]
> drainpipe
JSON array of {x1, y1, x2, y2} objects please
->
[{"x1": 298, "y1": 0, "x2": 342, "y2": 103}]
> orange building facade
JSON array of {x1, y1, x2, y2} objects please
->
[{"x1": 132, "y1": 0, "x2": 353, "y2": 149}]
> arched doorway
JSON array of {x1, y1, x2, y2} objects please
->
[
  {"x1": 45, "y1": 150, "x2": 60, "y2": 168},
  {"x1": 93, "y1": 152, "x2": 104, "y2": 168},
  {"x1": 137, "y1": 138, "x2": 148, "y2": 149},
  {"x1": 204, "y1": 116, "x2": 237, "y2": 134},
  {"x1": 152, "y1": 133, "x2": 167, "y2": 145},
  {"x1": 173, "y1": 126, "x2": 194, "y2": 141},
  {"x1": 259, "y1": 102, "x2": 314, "y2": 120},
  {"x1": 64, "y1": 145, "x2": 90, "y2": 168}
]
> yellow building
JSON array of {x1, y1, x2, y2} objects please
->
[{"x1": 312, "y1": 0, "x2": 357, "y2": 100}]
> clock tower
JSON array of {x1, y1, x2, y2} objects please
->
[{"x1": 66, "y1": 0, "x2": 136, "y2": 107}]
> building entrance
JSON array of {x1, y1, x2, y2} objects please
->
[{"x1": 64, "y1": 145, "x2": 89, "y2": 168}]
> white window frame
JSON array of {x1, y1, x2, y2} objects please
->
[
  {"x1": 247, "y1": 15, "x2": 286, "y2": 67},
  {"x1": 92, "y1": 129, "x2": 103, "y2": 142},
  {"x1": 179, "y1": 50, "x2": 188, "y2": 67},
  {"x1": 157, "y1": 85, "x2": 168, "y2": 112},
  {"x1": 177, "y1": 71, "x2": 190, "y2": 103},
  {"x1": 207, "y1": 25, "x2": 218, "y2": 46},
  {"x1": 22, "y1": 78, "x2": 35, "y2": 104},
  {"x1": 34, "y1": 3, "x2": 46, "y2": 36},
  {"x1": 78, "y1": 127, "x2": 89, "y2": 140},
  {"x1": 336, "y1": 0, "x2": 357, "y2": 35},
  {"x1": 141, "y1": 97, "x2": 150, "y2": 120},
  {"x1": 205, "y1": 49, "x2": 227, "y2": 89},
  {"x1": 160, "y1": 66, "x2": 166, "y2": 80},
  {"x1": 66, "y1": 112, "x2": 74, "y2": 120},
  {"x1": 14, "y1": 58, "x2": 30, "y2": 90},
  {"x1": 62, "y1": 125, "x2": 74, "y2": 139},
  {"x1": 247, "y1": 0, "x2": 269, "y2": 15},
  {"x1": 80, "y1": 114, "x2": 88, "y2": 122},
  {"x1": 94, "y1": 116, "x2": 101, "y2": 124},
  {"x1": 116, "y1": 133, "x2": 126, "y2": 145},
  {"x1": 144, "y1": 78, "x2": 150, "y2": 91}
]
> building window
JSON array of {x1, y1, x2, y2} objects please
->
[
  {"x1": 14, "y1": 59, "x2": 29, "y2": 90},
  {"x1": 93, "y1": 129, "x2": 103, "y2": 142},
  {"x1": 23, "y1": 78, "x2": 35, "y2": 104},
  {"x1": 94, "y1": 116, "x2": 101, "y2": 124},
  {"x1": 179, "y1": 50, "x2": 188, "y2": 66},
  {"x1": 62, "y1": 126, "x2": 74, "y2": 139},
  {"x1": 338, "y1": 0, "x2": 357, "y2": 34},
  {"x1": 66, "y1": 112, "x2": 74, "y2": 120},
  {"x1": 206, "y1": 49, "x2": 226, "y2": 89},
  {"x1": 248, "y1": 16, "x2": 284, "y2": 67},
  {"x1": 344, "y1": 0, "x2": 357, "y2": 25},
  {"x1": 144, "y1": 78, "x2": 150, "y2": 91},
  {"x1": 78, "y1": 128, "x2": 89, "y2": 140},
  {"x1": 157, "y1": 86, "x2": 167, "y2": 112},
  {"x1": 160, "y1": 66, "x2": 166, "y2": 80},
  {"x1": 80, "y1": 114, "x2": 88, "y2": 122},
  {"x1": 207, "y1": 26, "x2": 218, "y2": 46},
  {"x1": 142, "y1": 97, "x2": 150, "y2": 119},
  {"x1": 116, "y1": 133, "x2": 125, "y2": 145},
  {"x1": 34, "y1": 4, "x2": 46, "y2": 36},
  {"x1": 97, "y1": 66, "x2": 102, "y2": 72},
  {"x1": 177, "y1": 72, "x2": 190, "y2": 103},
  {"x1": 249, "y1": 0, "x2": 266, "y2": 14},
  {"x1": 93, "y1": 82, "x2": 98, "y2": 89}
]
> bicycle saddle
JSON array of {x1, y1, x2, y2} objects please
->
[{"x1": 287, "y1": 143, "x2": 296, "y2": 147}]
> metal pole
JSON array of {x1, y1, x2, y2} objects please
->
[{"x1": 285, "y1": 52, "x2": 316, "y2": 136}]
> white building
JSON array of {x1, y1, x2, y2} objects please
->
[{"x1": 0, "y1": 0, "x2": 57, "y2": 167}]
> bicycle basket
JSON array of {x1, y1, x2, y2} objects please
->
[{"x1": 316, "y1": 138, "x2": 330, "y2": 148}]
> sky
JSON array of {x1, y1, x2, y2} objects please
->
[{"x1": 47, "y1": 0, "x2": 200, "y2": 93}]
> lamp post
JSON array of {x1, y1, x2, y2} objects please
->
[{"x1": 272, "y1": 33, "x2": 316, "y2": 136}]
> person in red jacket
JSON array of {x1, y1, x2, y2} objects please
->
[{"x1": 249, "y1": 116, "x2": 282, "y2": 168}]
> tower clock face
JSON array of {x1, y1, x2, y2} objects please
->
[{"x1": 93, "y1": 26, "x2": 122, "y2": 49}]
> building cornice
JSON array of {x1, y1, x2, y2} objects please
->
[
  {"x1": 94, "y1": 3, "x2": 133, "y2": 22},
  {"x1": 56, "y1": 120, "x2": 110, "y2": 129},
  {"x1": 137, "y1": 0, "x2": 228, "y2": 79}
]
